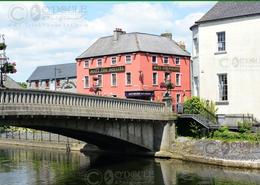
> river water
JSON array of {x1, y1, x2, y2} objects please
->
[{"x1": 0, "y1": 145, "x2": 260, "y2": 185}]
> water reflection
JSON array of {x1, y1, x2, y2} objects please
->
[{"x1": 0, "y1": 145, "x2": 260, "y2": 185}]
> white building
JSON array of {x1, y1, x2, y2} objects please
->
[
  {"x1": 27, "y1": 63, "x2": 77, "y2": 93},
  {"x1": 191, "y1": 2, "x2": 260, "y2": 124}
]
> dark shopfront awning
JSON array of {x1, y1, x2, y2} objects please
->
[{"x1": 125, "y1": 91, "x2": 154, "y2": 99}]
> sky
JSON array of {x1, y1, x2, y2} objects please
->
[{"x1": 0, "y1": 1, "x2": 215, "y2": 82}]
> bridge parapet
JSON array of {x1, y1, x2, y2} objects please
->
[{"x1": 0, "y1": 88, "x2": 175, "y2": 120}]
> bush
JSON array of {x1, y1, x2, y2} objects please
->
[
  {"x1": 183, "y1": 97, "x2": 218, "y2": 123},
  {"x1": 238, "y1": 120, "x2": 253, "y2": 133},
  {"x1": 190, "y1": 122, "x2": 201, "y2": 138},
  {"x1": 211, "y1": 125, "x2": 260, "y2": 142},
  {"x1": 183, "y1": 97, "x2": 203, "y2": 114}
]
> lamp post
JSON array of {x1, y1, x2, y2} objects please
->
[{"x1": 0, "y1": 34, "x2": 16, "y2": 88}]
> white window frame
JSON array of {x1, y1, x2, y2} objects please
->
[
  {"x1": 84, "y1": 60, "x2": 89, "y2": 68},
  {"x1": 111, "y1": 56, "x2": 117, "y2": 65},
  {"x1": 218, "y1": 73, "x2": 228, "y2": 101},
  {"x1": 152, "y1": 55, "x2": 157, "y2": 64},
  {"x1": 97, "y1": 58, "x2": 102, "y2": 67},
  {"x1": 125, "y1": 55, "x2": 132, "y2": 64},
  {"x1": 175, "y1": 57, "x2": 180, "y2": 65},
  {"x1": 111, "y1": 73, "x2": 117, "y2": 86},
  {"x1": 175, "y1": 73, "x2": 181, "y2": 86},
  {"x1": 163, "y1": 56, "x2": 169, "y2": 64},
  {"x1": 217, "y1": 31, "x2": 226, "y2": 52},
  {"x1": 164, "y1": 72, "x2": 171, "y2": 82},
  {"x1": 84, "y1": 76, "x2": 89, "y2": 88},
  {"x1": 152, "y1": 72, "x2": 158, "y2": 85},
  {"x1": 125, "y1": 72, "x2": 132, "y2": 85},
  {"x1": 97, "y1": 74, "x2": 103, "y2": 87}
]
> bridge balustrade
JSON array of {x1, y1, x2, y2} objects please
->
[{"x1": 0, "y1": 88, "x2": 174, "y2": 120}]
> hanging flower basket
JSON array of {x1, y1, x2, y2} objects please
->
[
  {"x1": 2, "y1": 62, "x2": 17, "y2": 74},
  {"x1": 0, "y1": 43, "x2": 7, "y2": 50}
]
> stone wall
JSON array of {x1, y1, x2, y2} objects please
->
[{"x1": 156, "y1": 137, "x2": 260, "y2": 169}]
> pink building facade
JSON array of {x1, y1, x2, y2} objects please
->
[{"x1": 76, "y1": 29, "x2": 191, "y2": 110}]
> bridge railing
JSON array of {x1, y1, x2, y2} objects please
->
[{"x1": 0, "y1": 88, "x2": 174, "y2": 120}]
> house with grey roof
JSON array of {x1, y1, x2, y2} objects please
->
[
  {"x1": 191, "y1": 2, "x2": 260, "y2": 124},
  {"x1": 3, "y1": 75, "x2": 22, "y2": 89},
  {"x1": 27, "y1": 63, "x2": 77, "y2": 92},
  {"x1": 76, "y1": 28, "x2": 191, "y2": 108},
  {"x1": 77, "y1": 31, "x2": 190, "y2": 59}
]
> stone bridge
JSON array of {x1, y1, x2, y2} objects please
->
[{"x1": 0, "y1": 88, "x2": 176, "y2": 155}]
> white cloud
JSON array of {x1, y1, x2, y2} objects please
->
[
  {"x1": 174, "y1": 1, "x2": 216, "y2": 8},
  {"x1": 1, "y1": 2, "x2": 207, "y2": 82}
]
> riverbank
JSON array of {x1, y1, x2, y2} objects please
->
[
  {"x1": 156, "y1": 137, "x2": 260, "y2": 169},
  {"x1": 0, "y1": 138, "x2": 85, "y2": 151}
]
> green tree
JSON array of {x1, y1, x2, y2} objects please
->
[
  {"x1": 183, "y1": 97, "x2": 218, "y2": 123},
  {"x1": 18, "y1": 82, "x2": 27, "y2": 89}
]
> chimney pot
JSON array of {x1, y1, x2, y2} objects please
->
[
  {"x1": 161, "y1": 32, "x2": 172, "y2": 40},
  {"x1": 113, "y1": 28, "x2": 125, "y2": 41},
  {"x1": 178, "y1": 41, "x2": 186, "y2": 50}
]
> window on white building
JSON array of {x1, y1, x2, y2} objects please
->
[
  {"x1": 84, "y1": 76, "x2": 89, "y2": 88},
  {"x1": 193, "y1": 38, "x2": 199, "y2": 56},
  {"x1": 152, "y1": 72, "x2": 158, "y2": 85},
  {"x1": 175, "y1": 57, "x2": 180, "y2": 65},
  {"x1": 152, "y1": 55, "x2": 157, "y2": 64},
  {"x1": 84, "y1": 60, "x2": 89, "y2": 68},
  {"x1": 126, "y1": 72, "x2": 132, "y2": 85},
  {"x1": 111, "y1": 57, "x2": 117, "y2": 65},
  {"x1": 176, "y1": 73, "x2": 181, "y2": 86},
  {"x1": 163, "y1": 56, "x2": 169, "y2": 64},
  {"x1": 218, "y1": 74, "x2": 228, "y2": 101},
  {"x1": 97, "y1": 59, "x2": 102, "y2": 67},
  {"x1": 111, "y1": 73, "x2": 117, "y2": 86},
  {"x1": 125, "y1": 55, "x2": 132, "y2": 64},
  {"x1": 217, "y1": 32, "x2": 226, "y2": 51},
  {"x1": 97, "y1": 74, "x2": 103, "y2": 87}
]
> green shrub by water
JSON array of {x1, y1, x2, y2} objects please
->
[
  {"x1": 183, "y1": 97, "x2": 218, "y2": 123},
  {"x1": 210, "y1": 122, "x2": 260, "y2": 142}
]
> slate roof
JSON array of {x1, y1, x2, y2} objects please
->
[
  {"x1": 197, "y1": 2, "x2": 260, "y2": 23},
  {"x1": 3, "y1": 76, "x2": 22, "y2": 89},
  {"x1": 77, "y1": 32, "x2": 190, "y2": 59},
  {"x1": 27, "y1": 63, "x2": 76, "y2": 82}
]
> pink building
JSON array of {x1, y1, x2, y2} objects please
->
[{"x1": 76, "y1": 29, "x2": 191, "y2": 110}]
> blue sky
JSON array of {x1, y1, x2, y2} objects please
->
[{"x1": 0, "y1": 1, "x2": 215, "y2": 82}]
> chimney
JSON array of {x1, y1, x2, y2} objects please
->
[
  {"x1": 113, "y1": 28, "x2": 125, "y2": 41},
  {"x1": 178, "y1": 41, "x2": 186, "y2": 50},
  {"x1": 161, "y1": 32, "x2": 172, "y2": 40}
]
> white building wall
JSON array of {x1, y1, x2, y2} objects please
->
[
  {"x1": 28, "y1": 78, "x2": 77, "y2": 93},
  {"x1": 196, "y1": 15, "x2": 260, "y2": 120}
]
